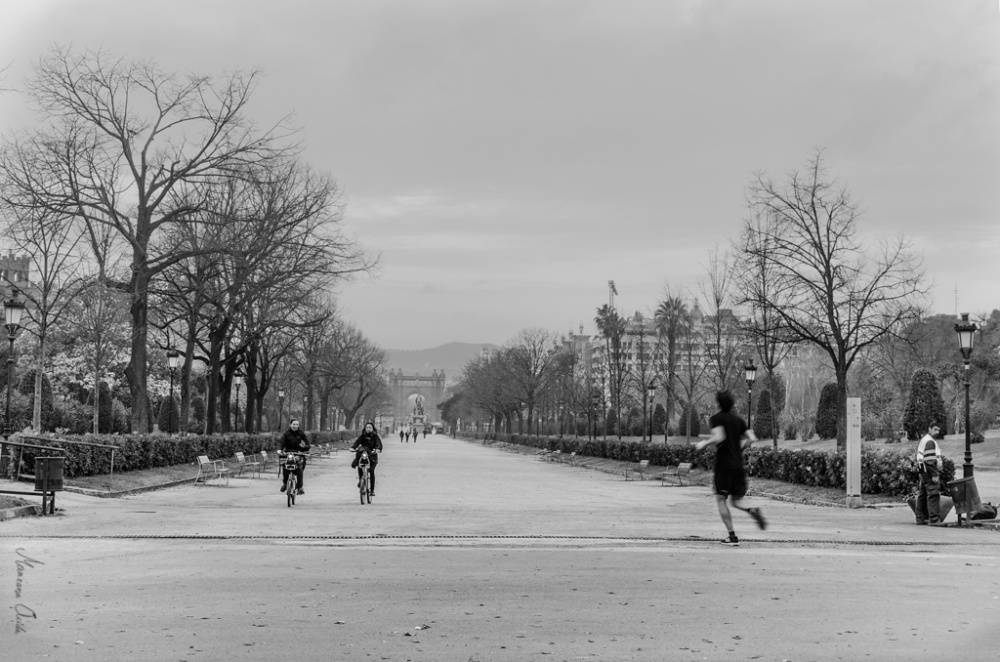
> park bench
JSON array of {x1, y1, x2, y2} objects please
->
[
  {"x1": 658, "y1": 462, "x2": 692, "y2": 486},
  {"x1": 547, "y1": 450, "x2": 562, "y2": 462},
  {"x1": 310, "y1": 444, "x2": 332, "y2": 458},
  {"x1": 234, "y1": 452, "x2": 261, "y2": 478},
  {"x1": 257, "y1": 450, "x2": 276, "y2": 474},
  {"x1": 195, "y1": 455, "x2": 230, "y2": 486},
  {"x1": 624, "y1": 459, "x2": 650, "y2": 481},
  {"x1": 562, "y1": 451, "x2": 578, "y2": 465}
]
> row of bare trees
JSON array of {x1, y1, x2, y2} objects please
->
[
  {"x1": 451, "y1": 151, "x2": 942, "y2": 448},
  {"x1": 0, "y1": 46, "x2": 381, "y2": 435}
]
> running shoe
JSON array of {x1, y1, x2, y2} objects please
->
[{"x1": 720, "y1": 537, "x2": 740, "y2": 546}]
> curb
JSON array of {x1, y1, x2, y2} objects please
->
[
  {"x1": 0, "y1": 503, "x2": 42, "y2": 521},
  {"x1": 471, "y1": 438, "x2": 914, "y2": 510},
  {"x1": 61, "y1": 477, "x2": 198, "y2": 499}
]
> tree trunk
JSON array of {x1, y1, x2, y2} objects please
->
[
  {"x1": 180, "y1": 312, "x2": 199, "y2": 434},
  {"x1": 770, "y1": 386, "x2": 778, "y2": 450},
  {"x1": 92, "y1": 354, "x2": 101, "y2": 434},
  {"x1": 244, "y1": 340, "x2": 259, "y2": 434},
  {"x1": 205, "y1": 321, "x2": 228, "y2": 435},
  {"x1": 33, "y1": 333, "x2": 47, "y2": 430},
  {"x1": 319, "y1": 393, "x2": 330, "y2": 430},
  {"x1": 125, "y1": 269, "x2": 151, "y2": 434},
  {"x1": 836, "y1": 368, "x2": 848, "y2": 451}
]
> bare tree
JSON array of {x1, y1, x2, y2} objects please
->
[
  {"x1": 626, "y1": 313, "x2": 658, "y2": 441},
  {"x1": 699, "y1": 246, "x2": 743, "y2": 392},
  {"x1": 735, "y1": 209, "x2": 794, "y2": 448},
  {"x1": 333, "y1": 329, "x2": 388, "y2": 428},
  {"x1": 75, "y1": 281, "x2": 130, "y2": 433},
  {"x1": 459, "y1": 348, "x2": 520, "y2": 434},
  {"x1": 502, "y1": 328, "x2": 559, "y2": 435},
  {"x1": 0, "y1": 46, "x2": 291, "y2": 432},
  {"x1": 0, "y1": 200, "x2": 87, "y2": 429},
  {"x1": 742, "y1": 152, "x2": 928, "y2": 448},
  {"x1": 674, "y1": 297, "x2": 709, "y2": 441}
]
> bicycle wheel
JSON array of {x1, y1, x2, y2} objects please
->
[
  {"x1": 287, "y1": 471, "x2": 295, "y2": 507},
  {"x1": 359, "y1": 469, "x2": 367, "y2": 505}
]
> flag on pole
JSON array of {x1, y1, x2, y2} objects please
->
[{"x1": 608, "y1": 280, "x2": 617, "y2": 296}]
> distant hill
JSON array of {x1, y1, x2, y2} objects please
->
[{"x1": 384, "y1": 342, "x2": 492, "y2": 384}]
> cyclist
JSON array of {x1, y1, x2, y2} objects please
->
[
  {"x1": 280, "y1": 418, "x2": 311, "y2": 495},
  {"x1": 350, "y1": 421, "x2": 383, "y2": 496}
]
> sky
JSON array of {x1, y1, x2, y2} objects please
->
[{"x1": 1, "y1": 0, "x2": 998, "y2": 350}]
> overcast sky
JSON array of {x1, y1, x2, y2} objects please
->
[{"x1": 2, "y1": 1, "x2": 998, "y2": 350}]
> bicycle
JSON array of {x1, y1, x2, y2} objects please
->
[
  {"x1": 279, "y1": 452, "x2": 308, "y2": 507},
  {"x1": 356, "y1": 450, "x2": 375, "y2": 504}
]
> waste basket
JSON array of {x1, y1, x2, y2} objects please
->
[
  {"x1": 947, "y1": 476, "x2": 981, "y2": 523},
  {"x1": 33, "y1": 456, "x2": 65, "y2": 492}
]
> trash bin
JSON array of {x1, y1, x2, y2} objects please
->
[
  {"x1": 947, "y1": 476, "x2": 981, "y2": 522},
  {"x1": 33, "y1": 456, "x2": 65, "y2": 492}
]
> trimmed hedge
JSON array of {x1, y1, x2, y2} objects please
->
[
  {"x1": 10, "y1": 429, "x2": 359, "y2": 479},
  {"x1": 468, "y1": 432, "x2": 954, "y2": 497}
]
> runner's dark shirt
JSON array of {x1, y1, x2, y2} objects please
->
[{"x1": 708, "y1": 410, "x2": 748, "y2": 471}]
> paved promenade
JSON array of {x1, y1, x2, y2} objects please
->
[{"x1": 2, "y1": 435, "x2": 998, "y2": 661}]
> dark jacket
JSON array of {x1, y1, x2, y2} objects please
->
[
  {"x1": 281, "y1": 428, "x2": 311, "y2": 453},
  {"x1": 351, "y1": 431, "x2": 383, "y2": 454}
]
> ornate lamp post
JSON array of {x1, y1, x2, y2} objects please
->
[
  {"x1": 166, "y1": 349, "x2": 180, "y2": 434},
  {"x1": 954, "y1": 313, "x2": 978, "y2": 478},
  {"x1": 647, "y1": 382, "x2": 657, "y2": 442},
  {"x1": 1, "y1": 290, "x2": 25, "y2": 484},
  {"x1": 3, "y1": 290, "x2": 26, "y2": 440},
  {"x1": 233, "y1": 373, "x2": 243, "y2": 432},
  {"x1": 277, "y1": 388, "x2": 286, "y2": 431},
  {"x1": 744, "y1": 360, "x2": 757, "y2": 429}
]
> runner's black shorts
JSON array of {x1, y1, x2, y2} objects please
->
[{"x1": 714, "y1": 468, "x2": 747, "y2": 499}]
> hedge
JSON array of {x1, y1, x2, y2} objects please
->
[
  {"x1": 466, "y1": 432, "x2": 955, "y2": 497},
  {"x1": 8, "y1": 429, "x2": 359, "y2": 479}
]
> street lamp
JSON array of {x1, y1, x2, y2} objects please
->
[
  {"x1": 744, "y1": 360, "x2": 757, "y2": 429},
  {"x1": 233, "y1": 373, "x2": 243, "y2": 433},
  {"x1": 647, "y1": 382, "x2": 656, "y2": 442},
  {"x1": 954, "y1": 313, "x2": 978, "y2": 478},
  {"x1": 166, "y1": 349, "x2": 180, "y2": 434},
  {"x1": 277, "y1": 388, "x2": 286, "y2": 431},
  {"x1": 3, "y1": 289, "x2": 25, "y2": 440}
]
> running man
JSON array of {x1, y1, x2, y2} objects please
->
[{"x1": 695, "y1": 390, "x2": 767, "y2": 546}]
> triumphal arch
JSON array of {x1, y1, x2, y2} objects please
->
[{"x1": 388, "y1": 369, "x2": 445, "y2": 430}]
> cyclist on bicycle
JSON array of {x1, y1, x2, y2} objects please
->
[
  {"x1": 280, "y1": 418, "x2": 311, "y2": 495},
  {"x1": 350, "y1": 421, "x2": 383, "y2": 496}
]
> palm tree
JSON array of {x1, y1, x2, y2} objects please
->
[
  {"x1": 654, "y1": 295, "x2": 689, "y2": 437},
  {"x1": 595, "y1": 304, "x2": 628, "y2": 438}
]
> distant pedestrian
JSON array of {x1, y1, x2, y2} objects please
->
[
  {"x1": 915, "y1": 423, "x2": 945, "y2": 525},
  {"x1": 399, "y1": 428, "x2": 405, "y2": 443},
  {"x1": 405, "y1": 429, "x2": 410, "y2": 442},
  {"x1": 695, "y1": 390, "x2": 767, "y2": 546},
  {"x1": 423, "y1": 428, "x2": 428, "y2": 439}
]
